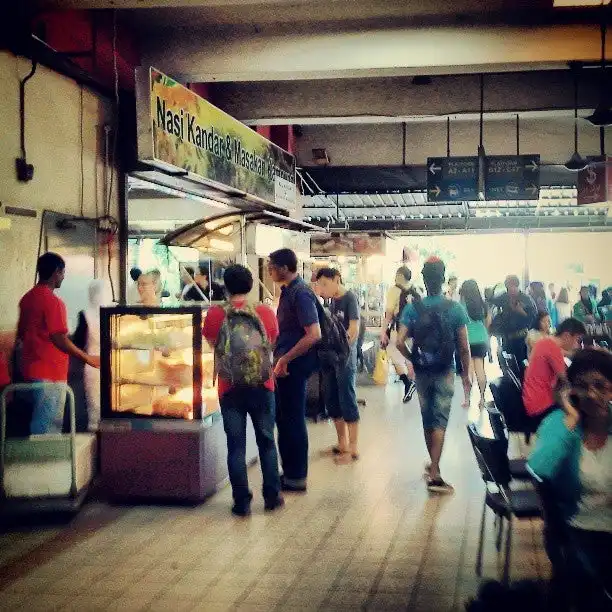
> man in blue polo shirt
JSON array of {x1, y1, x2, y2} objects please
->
[{"x1": 269, "y1": 249, "x2": 322, "y2": 492}]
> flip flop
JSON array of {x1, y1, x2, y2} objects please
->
[{"x1": 335, "y1": 452, "x2": 359, "y2": 464}]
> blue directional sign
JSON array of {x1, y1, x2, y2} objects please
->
[
  {"x1": 484, "y1": 155, "x2": 540, "y2": 201},
  {"x1": 427, "y1": 156, "x2": 479, "y2": 202}
]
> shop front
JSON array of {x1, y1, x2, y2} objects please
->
[{"x1": 98, "y1": 67, "x2": 319, "y2": 502}]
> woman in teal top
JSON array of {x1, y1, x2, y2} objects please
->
[
  {"x1": 459, "y1": 280, "x2": 491, "y2": 409},
  {"x1": 572, "y1": 286, "x2": 601, "y2": 324},
  {"x1": 528, "y1": 348, "x2": 612, "y2": 609}
]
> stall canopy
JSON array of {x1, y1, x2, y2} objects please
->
[
  {"x1": 135, "y1": 67, "x2": 297, "y2": 213},
  {"x1": 161, "y1": 211, "x2": 323, "y2": 250}
]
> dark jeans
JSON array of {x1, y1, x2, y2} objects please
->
[
  {"x1": 220, "y1": 386, "x2": 280, "y2": 504},
  {"x1": 568, "y1": 527, "x2": 612, "y2": 611},
  {"x1": 276, "y1": 373, "x2": 309, "y2": 484}
]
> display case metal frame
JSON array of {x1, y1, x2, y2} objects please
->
[{"x1": 100, "y1": 306, "x2": 204, "y2": 421}]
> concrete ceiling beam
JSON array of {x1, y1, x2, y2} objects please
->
[{"x1": 141, "y1": 23, "x2": 609, "y2": 83}]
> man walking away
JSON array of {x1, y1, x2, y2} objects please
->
[
  {"x1": 316, "y1": 268, "x2": 361, "y2": 462},
  {"x1": 268, "y1": 249, "x2": 322, "y2": 492},
  {"x1": 17, "y1": 253, "x2": 100, "y2": 434},
  {"x1": 203, "y1": 264, "x2": 283, "y2": 517},
  {"x1": 396, "y1": 257, "x2": 471, "y2": 494},
  {"x1": 380, "y1": 266, "x2": 419, "y2": 402}
]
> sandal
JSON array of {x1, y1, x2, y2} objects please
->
[{"x1": 335, "y1": 452, "x2": 359, "y2": 464}]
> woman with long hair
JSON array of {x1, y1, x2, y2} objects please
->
[
  {"x1": 556, "y1": 287, "x2": 571, "y2": 325},
  {"x1": 573, "y1": 286, "x2": 601, "y2": 324},
  {"x1": 459, "y1": 279, "x2": 491, "y2": 409}
]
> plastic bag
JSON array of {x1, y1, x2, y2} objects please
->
[{"x1": 372, "y1": 349, "x2": 389, "y2": 386}]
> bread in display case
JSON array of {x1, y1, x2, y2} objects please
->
[{"x1": 100, "y1": 306, "x2": 219, "y2": 421}]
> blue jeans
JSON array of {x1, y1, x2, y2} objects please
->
[
  {"x1": 28, "y1": 381, "x2": 67, "y2": 435},
  {"x1": 321, "y1": 351, "x2": 360, "y2": 423},
  {"x1": 275, "y1": 373, "x2": 309, "y2": 485},
  {"x1": 220, "y1": 387, "x2": 280, "y2": 504}
]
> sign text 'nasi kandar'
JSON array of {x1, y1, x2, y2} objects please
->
[{"x1": 136, "y1": 68, "x2": 296, "y2": 210}]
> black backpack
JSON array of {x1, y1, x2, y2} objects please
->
[
  {"x1": 410, "y1": 299, "x2": 455, "y2": 373},
  {"x1": 394, "y1": 285, "x2": 421, "y2": 331},
  {"x1": 315, "y1": 299, "x2": 351, "y2": 367}
]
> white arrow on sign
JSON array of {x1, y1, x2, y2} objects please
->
[
  {"x1": 526, "y1": 184, "x2": 538, "y2": 196},
  {"x1": 526, "y1": 160, "x2": 538, "y2": 172},
  {"x1": 429, "y1": 185, "x2": 442, "y2": 198},
  {"x1": 429, "y1": 163, "x2": 442, "y2": 175}
]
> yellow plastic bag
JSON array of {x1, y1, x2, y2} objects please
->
[{"x1": 372, "y1": 349, "x2": 389, "y2": 386}]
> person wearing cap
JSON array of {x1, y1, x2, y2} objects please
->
[{"x1": 493, "y1": 275, "x2": 537, "y2": 368}]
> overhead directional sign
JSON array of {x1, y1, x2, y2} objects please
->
[
  {"x1": 484, "y1": 155, "x2": 540, "y2": 201},
  {"x1": 427, "y1": 156, "x2": 479, "y2": 202}
]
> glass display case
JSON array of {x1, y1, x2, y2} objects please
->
[{"x1": 100, "y1": 306, "x2": 219, "y2": 421}]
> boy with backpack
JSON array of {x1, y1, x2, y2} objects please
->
[
  {"x1": 396, "y1": 257, "x2": 472, "y2": 494},
  {"x1": 203, "y1": 264, "x2": 284, "y2": 517},
  {"x1": 380, "y1": 266, "x2": 420, "y2": 402},
  {"x1": 316, "y1": 268, "x2": 361, "y2": 462}
]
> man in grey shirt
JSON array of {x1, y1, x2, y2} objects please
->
[{"x1": 316, "y1": 268, "x2": 361, "y2": 462}]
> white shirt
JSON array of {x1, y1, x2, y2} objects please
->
[
  {"x1": 570, "y1": 437, "x2": 612, "y2": 533},
  {"x1": 555, "y1": 302, "x2": 572, "y2": 324}
]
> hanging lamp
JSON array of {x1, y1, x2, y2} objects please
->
[{"x1": 565, "y1": 68, "x2": 588, "y2": 171}]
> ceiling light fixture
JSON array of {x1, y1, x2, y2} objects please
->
[{"x1": 565, "y1": 67, "x2": 588, "y2": 171}]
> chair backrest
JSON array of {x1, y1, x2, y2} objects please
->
[
  {"x1": 489, "y1": 375, "x2": 530, "y2": 433},
  {"x1": 501, "y1": 351, "x2": 522, "y2": 388},
  {"x1": 467, "y1": 423, "x2": 512, "y2": 488}
]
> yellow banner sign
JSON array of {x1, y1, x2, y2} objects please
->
[{"x1": 137, "y1": 68, "x2": 296, "y2": 210}]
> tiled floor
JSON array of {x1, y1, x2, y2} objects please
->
[{"x1": 0, "y1": 377, "x2": 549, "y2": 611}]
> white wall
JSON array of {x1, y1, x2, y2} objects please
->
[{"x1": 0, "y1": 52, "x2": 120, "y2": 329}]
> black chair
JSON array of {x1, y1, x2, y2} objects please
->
[
  {"x1": 500, "y1": 351, "x2": 523, "y2": 388},
  {"x1": 489, "y1": 376, "x2": 531, "y2": 442},
  {"x1": 485, "y1": 403, "x2": 530, "y2": 482},
  {"x1": 467, "y1": 422, "x2": 542, "y2": 585}
]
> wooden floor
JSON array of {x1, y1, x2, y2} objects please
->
[{"x1": 0, "y1": 372, "x2": 548, "y2": 612}]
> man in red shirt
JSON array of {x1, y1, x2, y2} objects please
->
[
  {"x1": 522, "y1": 317, "x2": 585, "y2": 428},
  {"x1": 203, "y1": 264, "x2": 283, "y2": 517},
  {"x1": 17, "y1": 253, "x2": 100, "y2": 434}
]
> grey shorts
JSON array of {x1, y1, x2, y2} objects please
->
[{"x1": 415, "y1": 370, "x2": 454, "y2": 430}]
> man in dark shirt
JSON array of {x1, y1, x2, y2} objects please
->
[
  {"x1": 316, "y1": 268, "x2": 361, "y2": 462},
  {"x1": 493, "y1": 275, "x2": 537, "y2": 367},
  {"x1": 269, "y1": 249, "x2": 322, "y2": 492},
  {"x1": 183, "y1": 264, "x2": 225, "y2": 302}
]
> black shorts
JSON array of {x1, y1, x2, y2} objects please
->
[{"x1": 470, "y1": 343, "x2": 489, "y2": 359}]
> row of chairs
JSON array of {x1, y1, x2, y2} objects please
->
[
  {"x1": 467, "y1": 410, "x2": 541, "y2": 585},
  {"x1": 468, "y1": 402, "x2": 611, "y2": 608}
]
